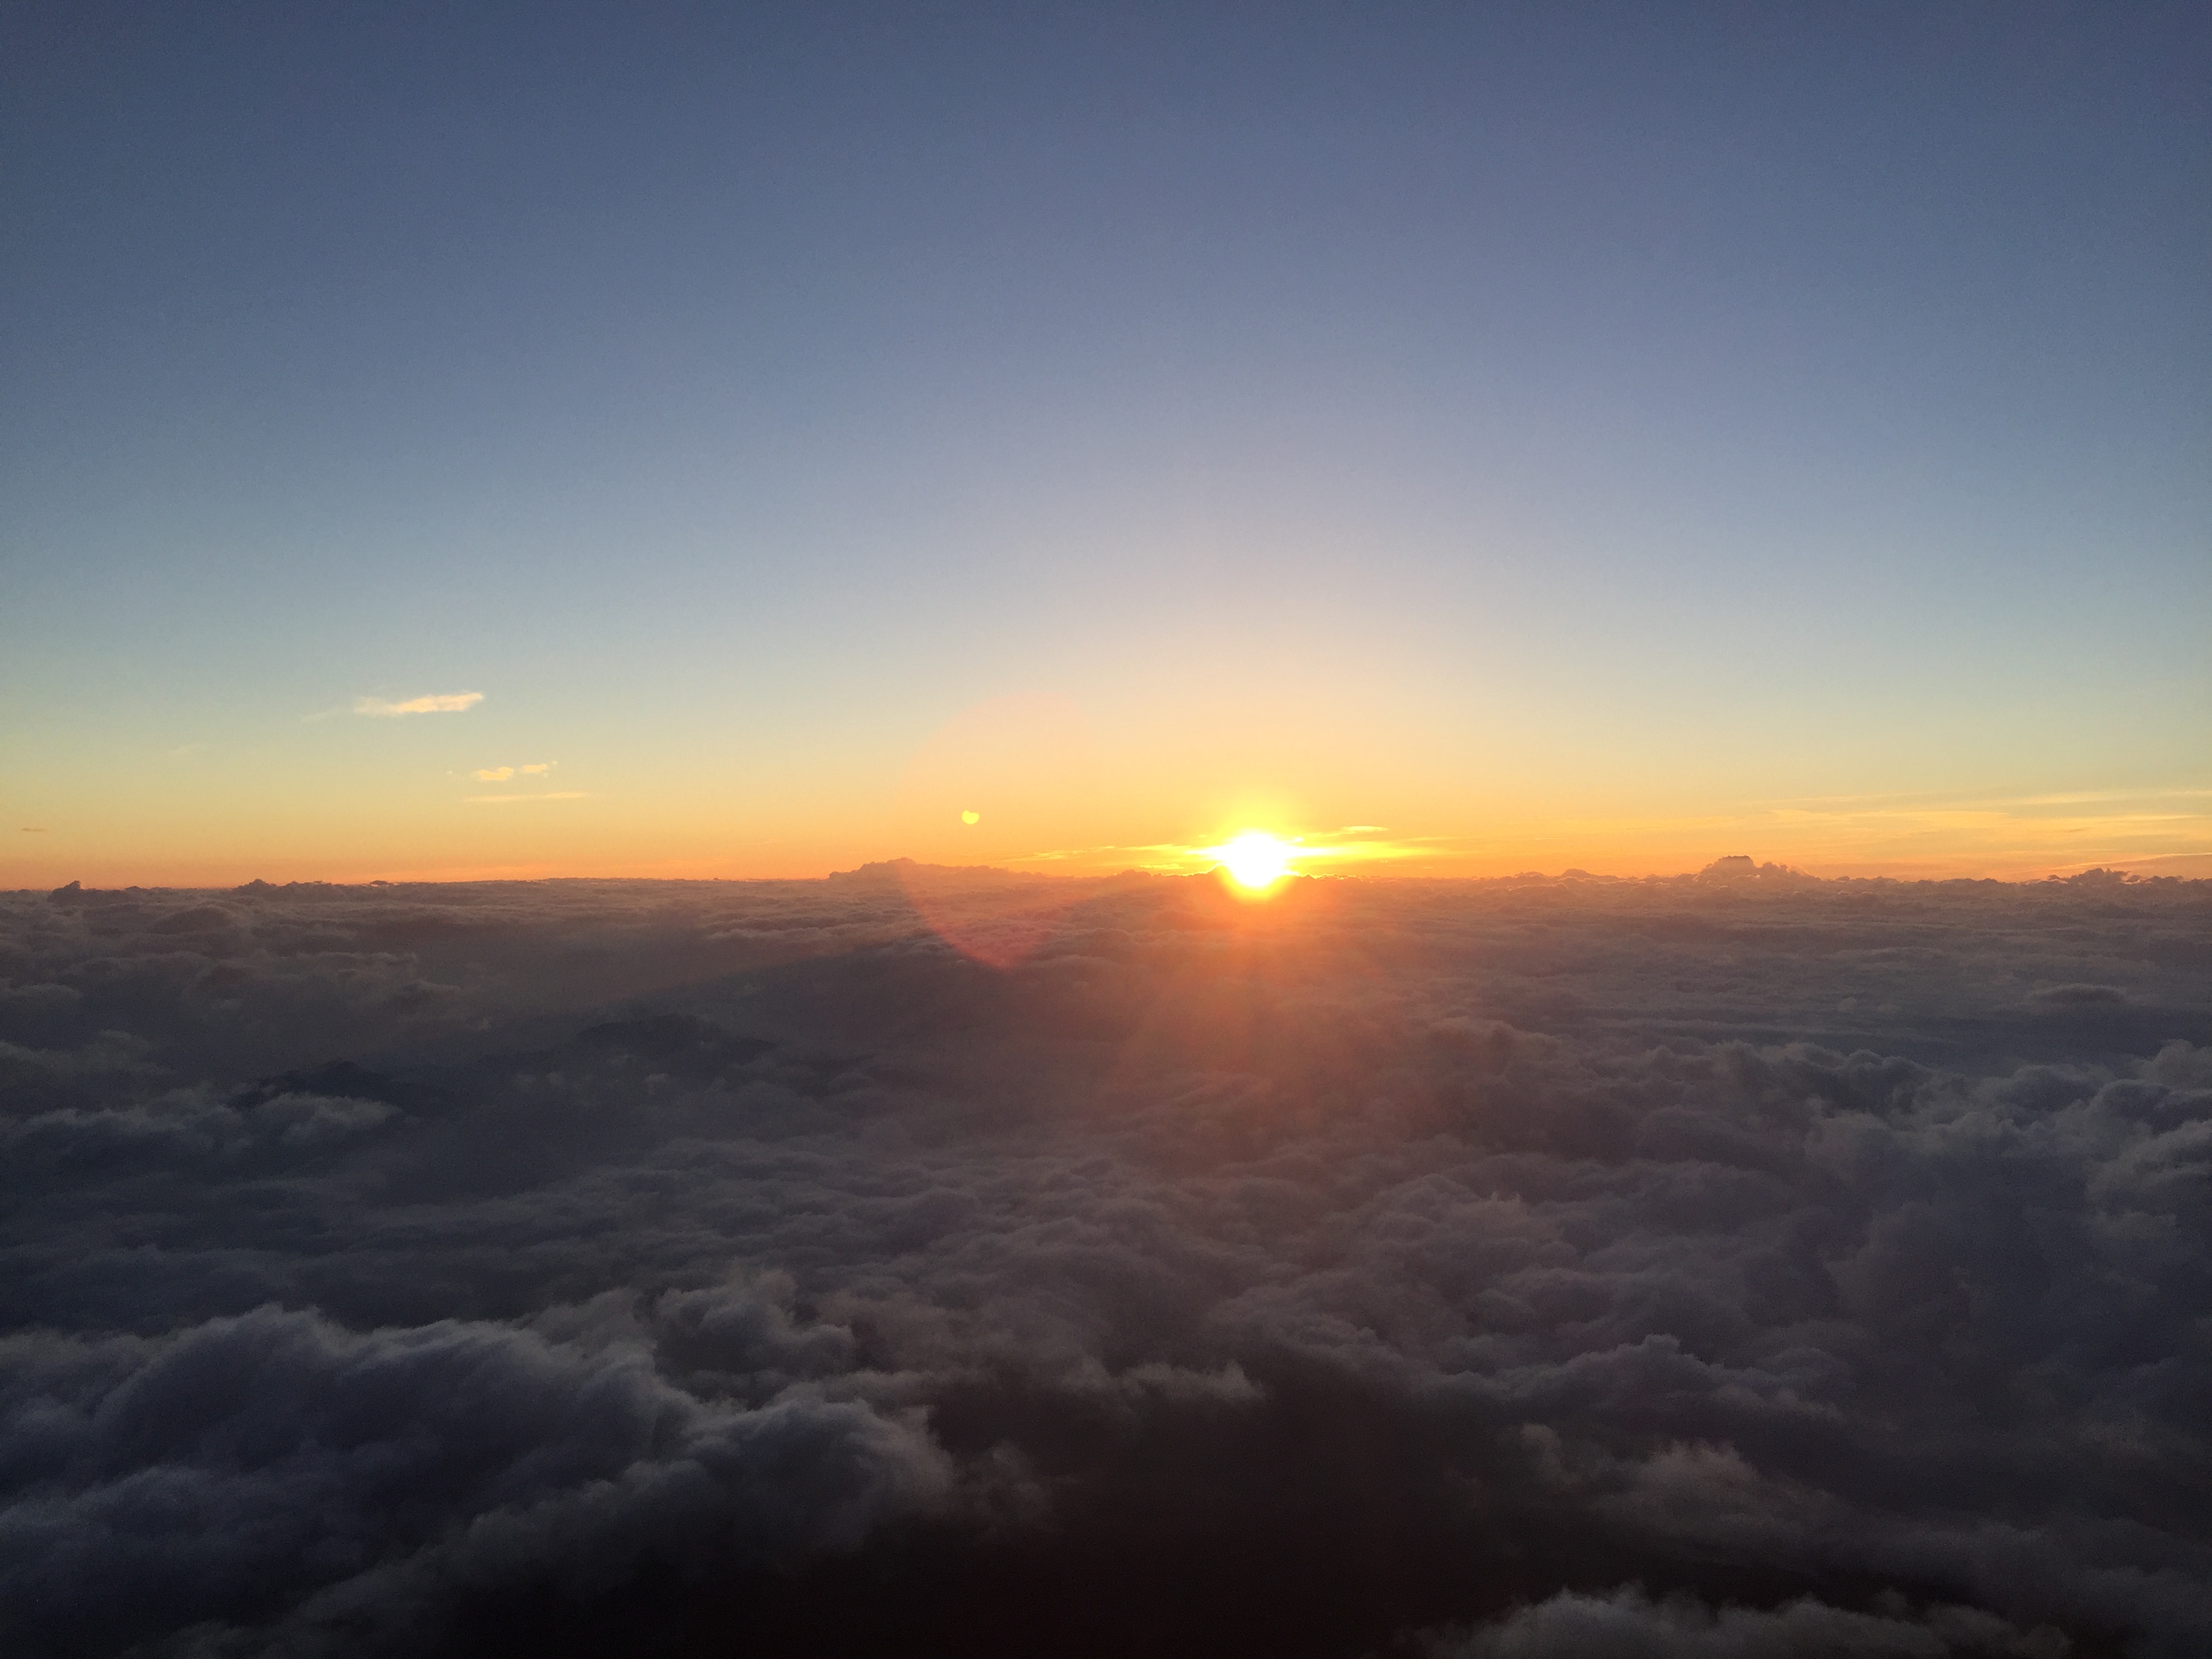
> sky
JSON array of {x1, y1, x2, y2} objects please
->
[{"x1": 3, "y1": 2, "x2": 2208, "y2": 885}]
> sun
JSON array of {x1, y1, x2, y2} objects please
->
[{"x1": 1216, "y1": 830, "x2": 1294, "y2": 890}]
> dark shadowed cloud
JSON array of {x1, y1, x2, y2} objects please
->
[{"x1": 2, "y1": 869, "x2": 2208, "y2": 1656}]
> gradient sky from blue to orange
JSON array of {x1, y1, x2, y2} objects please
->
[{"x1": 3, "y1": 3, "x2": 2207, "y2": 886}]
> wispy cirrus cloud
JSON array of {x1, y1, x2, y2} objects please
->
[{"x1": 354, "y1": 692, "x2": 484, "y2": 717}]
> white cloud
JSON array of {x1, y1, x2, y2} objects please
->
[{"x1": 354, "y1": 692, "x2": 484, "y2": 717}]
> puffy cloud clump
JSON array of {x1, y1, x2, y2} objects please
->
[
  {"x1": 1, "y1": 869, "x2": 2207, "y2": 1656},
  {"x1": 0, "y1": 1304, "x2": 951, "y2": 1656}
]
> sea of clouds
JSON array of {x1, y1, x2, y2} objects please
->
[{"x1": 2, "y1": 861, "x2": 2208, "y2": 1658}]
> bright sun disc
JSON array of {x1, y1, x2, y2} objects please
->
[{"x1": 1219, "y1": 831, "x2": 1293, "y2": 889}]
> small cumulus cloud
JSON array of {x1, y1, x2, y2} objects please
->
[
  {"x1": 354, "y1": 692, "x2": 484, "y2": 717},
  {"x1": 472, "y1": 767, "x2": 514, "y2": 783},
  {"x1": 466, "y1": 792, "x2": 590, "y2": 805}
]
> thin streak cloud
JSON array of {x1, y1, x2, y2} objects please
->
[
  {"x1": 353, "y1": 693, "x2": 485, "y2": 717},
  {"x1": 466, "y1": 792, "x2": 589, "y2": 805}
]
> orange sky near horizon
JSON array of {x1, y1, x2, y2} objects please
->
[
  {"x1": 8, "y1": 687, "x2": 2211, "y2": 890},
  {"x1": 9, "y1": 768, "x2": 2209, "y2": 891}
]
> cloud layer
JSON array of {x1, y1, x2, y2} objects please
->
[{"x1": 2, "y1": 866, "x2": 2208, "y2": 1656}]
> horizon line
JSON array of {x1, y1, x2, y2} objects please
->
[{"x1": 16, "y1": 856, "x2": 2210, "y2": 897}]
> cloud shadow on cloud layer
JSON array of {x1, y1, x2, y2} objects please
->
[{"x1": 2, "y1": 864, "x2": 2209, "y2": 1657}]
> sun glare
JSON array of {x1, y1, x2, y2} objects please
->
[{"x1": 1218, "y1": 830, "x2": 1294, "y2": 890}]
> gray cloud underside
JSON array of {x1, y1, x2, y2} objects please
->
[{"x1": 2, "y1": 867, "x2": 2209, "y2": 1657}]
